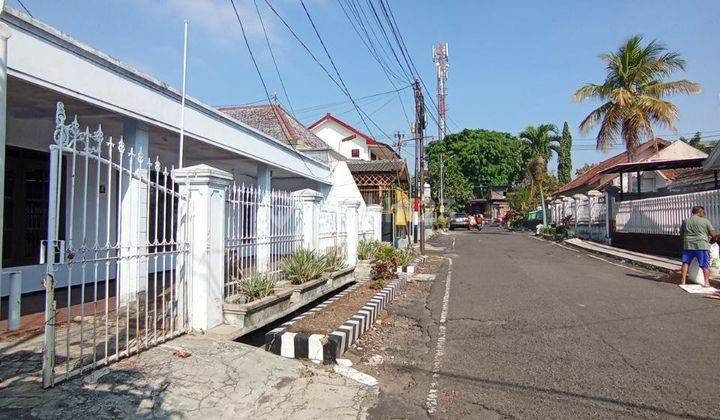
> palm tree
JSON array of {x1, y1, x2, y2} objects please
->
[
  {"x1": 574, "y1": 35, "x2": 700, "y2": 159},
  {"x1": 520, "y1": 124, "x2": 560, "y2": 225}
]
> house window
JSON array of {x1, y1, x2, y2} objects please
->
[
  {"x1": 351, "y1": 149, "x2": 360, "y2": 158},
  {"x1": 3, "y1": 146, "x2": 65, "y2": 267}
]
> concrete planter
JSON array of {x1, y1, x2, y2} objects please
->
[
  {"x1": 291, "y1": 266, "x2": 355, "y2": 303},
  {"x1": 265, "y1": 275, "x2": 407, "y2": 364},
  {"x1": 220, "y1": 267, "x2": 356, "y2": 339}
]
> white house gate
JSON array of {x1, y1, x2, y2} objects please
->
[{"x1": 41, "y1": 103, "x2": 191, "y2": 387}]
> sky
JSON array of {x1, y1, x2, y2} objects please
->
[{"x1": 9, "y1": 0, "x2": 720, "y2": 174}]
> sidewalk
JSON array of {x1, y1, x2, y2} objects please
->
[
  {"x1": 563, "y1": 238, "x2": 720, "y2": 287},
  {"x1": 0, "y1": 334, "x2": 377, "y2": 419}
]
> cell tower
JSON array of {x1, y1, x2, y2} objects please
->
[{"x1": 433, "y1": 43, "x2": 449, "y2": 141}]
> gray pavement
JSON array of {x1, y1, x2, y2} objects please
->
[
  {"x1": 426, "y1": 228, "x2": 720, "y2": 418},
  {"x1": 0, "y1": 334, "x2": 377, "y2": 419}
]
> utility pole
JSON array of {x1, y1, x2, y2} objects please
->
[
  {"x1": 413, "y1": 79, "x2": 427, "y2": 255},
  {"x1": 439, "y1": 153, "x2": 445, "y2": 214},
  {"x1": 433, "y1": 43, "x2": 449, "y2": 141}
]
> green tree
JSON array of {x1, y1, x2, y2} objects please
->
[
  {"x1": 574, "y1": 35, "x2": 701, "y2": 159},
  {"x1": 426, "y1": 129, "x2": 527, "y2": 210},
  {"x1": 575, "y1": 162, "x2": 597, "y2": 177},
  {"x1": 557, "y1": 122, "x2": 573, "y2": 185},
  {"x1": 519, "y1": 124, "x2": 560, "y2": 210}
]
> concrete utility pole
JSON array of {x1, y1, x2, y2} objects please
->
[
  {"x1": 439, "y1": 153, "x2": 445, "y2": 214},
  {"x1": 433, "y1": 43, "x2": 449, "y2": 142},
  {"x1": 414, "y1": 79, "x2": 427, "y2": 254}
]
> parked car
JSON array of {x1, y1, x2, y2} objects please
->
[{"x1": 449, "y1": 213, "x2": 469, "y2": 230}]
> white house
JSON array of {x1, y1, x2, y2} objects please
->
[{"x1": 308, "y1": 113, "x2": 397, "y2": 161}]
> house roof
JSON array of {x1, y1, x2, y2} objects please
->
[
  {"x1": 598, "y1": 157, "x2": 706, "y2": 175},
  {"x1": 346, "y1": 159, "x2": 408, "y2": 181},
  {"x1": 555, "y1": 139, "x2": 671, "y2": 196},
  {"x1": 219, "y1": 104, "x2": 327, "y2": 149},
  {"x1": 308, "y1": 113, "x2": 380, "y2": 145}
]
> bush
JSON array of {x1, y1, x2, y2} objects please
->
[
  {"x1": 370, "y1": 257, "x2": 397, "y2": 288},
  {"x1": 373, "y1": 243, "x2": 398, "y2": 262},
  {"x1": 396, "y1": 249, "x2": 417, "y2": 267},
  {"x1": 280, "y1": 249, "x2": 325, "y2": 285},
  {"x1": 358, "y1": 240, "x2": 380, "y2": 260},
  {"x1": 434, "y1": 215, "x2": 448, "y2": 230},
  {"x1": 320, "y1": 251, "x2": 345, "y2": 273},
  {"x1": 236, "y1": 273, "x2": 277, "y2": 303}
]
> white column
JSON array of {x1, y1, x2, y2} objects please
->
[
  {"x1": 342, "y1": 200, "x2": 361, "y2": 267},
  {"x1": 0, "y1": 23, "x2": 10, "y2": 279},
  {"x1": 367, "y1": 204, "x2": 383, "y2": 242},
  {"x1": 173, "y1": 164, "x2": 232, "y2": 332},
  {"x1": 256, "y1": 164, "x2": 272, "y2": 272},
  {"x1": 292, "y1": 188, "x2": 322, "y2": 251},
  {"x1": 118, "y1": 119, "x2": 150, "y2": 305}
]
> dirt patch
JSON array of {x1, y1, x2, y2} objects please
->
[
  {"x1": 415, "y1": 255, "x2": 443, "y2": 274},
  {"x1": 287, "y1": 282, "x2": 381, "y2": 335}
]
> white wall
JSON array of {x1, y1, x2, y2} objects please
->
[{"x1": 311, "y1": 121, "x2": 370, "y2": 161}]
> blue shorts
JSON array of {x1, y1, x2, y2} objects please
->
[{"x1": 682, "y1": 249, "x2": 710, "y2": 269}]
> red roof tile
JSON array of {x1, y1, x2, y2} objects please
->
[{"x1": 308, "y1": 113, "x2": 380, "y2": 145}]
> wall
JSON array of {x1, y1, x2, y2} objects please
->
[{"x1": 311, "y1": 121, "x2": 370, "y2": 161}]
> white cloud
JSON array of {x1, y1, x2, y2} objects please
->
[{"x1": 139, "y1": 0, "x2": 268, "y2": 42}]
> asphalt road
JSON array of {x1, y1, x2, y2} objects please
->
[{"x1": 423, "y1": 228, "x2": 720, "y2": 418}]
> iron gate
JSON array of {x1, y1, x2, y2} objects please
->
[{"x1": 41, "y1": 103, "x2": 191, "y2": 387}]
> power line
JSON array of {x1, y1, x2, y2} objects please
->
[
  {"x1": 293, "y1": 84, "x2": 412, "y2": 114},
  {"x1": 253, "y1": 0, "x2": 295, "y2": 115},
  {"x1": 16, "y1": 0, "x2": 33, "y2": 17}
]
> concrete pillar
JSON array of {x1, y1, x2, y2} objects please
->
[
  {"x1": 256, "y1": 164, "x2": 272, "y2": 272},
  {"x1": 367, "y1": 204, "x2": 383, "y2": 242},
  {"x1": 292, "y1": 188, "x2": 322, "y2": 251},
  {"x1": 118, "y1": 119, "x2": 150, "y2": 305},
  {"x1": 0, "y1": 23, "x2": 10, "y2": 279},
  {"x1": 173, "y1": 164, "x2": 232, "y2": 332},
  {"x1": 342, "y1": 200, "x2": 361, "y2": 267}
]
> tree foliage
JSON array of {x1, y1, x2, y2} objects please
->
[
  {"x1": 574, "y1": 35, "x2": 700, "y2": 159},
  {"x1": 680, "y1": 131, "x2": 717, "y2": 154},
  {"x1": 557, "y1": 122, "x2": 573, "y2": 185},
  {"x1": 426, "y1": 129, "x2": 527, "y2": 210},
  {"x1": 574, "y1": 162, "x2": 597, "y2": 177}
]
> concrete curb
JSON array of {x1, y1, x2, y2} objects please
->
[{"x1": 265, "y1": 276, "x2": 406, "y2": 364}]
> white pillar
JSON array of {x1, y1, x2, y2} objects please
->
[
  {"x1": 173, "y1": 164, "x2": 232, "y2": 332},
  {"x1": 0, "y1": 23, "x2": 10, "y2": 280},
  {"x1": 342, "y1": 200, "x2": 361, "y2": 267},
  {"x1": 367, "y1": 204, "x2": 383, "y2": 242},
  {"x1": 292, "y1": 188, "x2": 322, "y2": 251},
  {"x1": 118, "y1": 119, "x2": 149, "y2": 305},
  {"x1": 256, "y1": 164, "x2": 271, "y2": 272}
]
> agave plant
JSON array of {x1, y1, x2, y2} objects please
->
[
  {"x1": 320, "y1": 251, "x2": 346, "y2": 273},
  {"x1": 280, "y1": 249, "x2": 325, "y2": 285},
  {"x1": 357, "y1": 239, "x2": 380, "y2": 260},
  {"x1": 395, "y1": 249, "x2": 417, "y2": 267},
  {"x1": 236, "y1": 273, "x2": 277, "y2": 303}
]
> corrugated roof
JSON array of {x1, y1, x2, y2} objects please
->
[{"x1": 219, "y1": 104, "x2": 327, "y2": 149}]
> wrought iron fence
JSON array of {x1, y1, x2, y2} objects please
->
[
  {"x1": 224, "y1": 185, "x2": 303, "y2": 298},
  {"x1": 42, "y1": 103, "x2": 191, "y2": 387}
]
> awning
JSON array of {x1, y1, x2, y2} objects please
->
[{"x1": 598, "y1": 157, "x2": 706, "y2": 175}]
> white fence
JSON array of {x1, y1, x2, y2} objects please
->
[
  {"x1": 615, "y1": 189, "x2": 720, "y2": 235},
  {"x1": 318, "y1": 206, "x2": 348, "y2": 258},
  {"x1": 224, "y1": 185, "x2": 304, "y2": 297},
  {"x1": 551, "y1": 191, "x2": 608, "y2": 242}
]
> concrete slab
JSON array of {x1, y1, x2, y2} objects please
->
[{"x1": 0, "y1": 334, "x2": 377, "y2": 419}]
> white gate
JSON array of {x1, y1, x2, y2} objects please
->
[{"x1": 41, "y1": 103, "x2": 191, "y2": 387}]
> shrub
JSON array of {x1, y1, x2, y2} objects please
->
[
  {"x1": 358, "y1": 240, "x2": 380, "y2": 260},
  {"x1": 373, "y1": 243, "x2": 398, "y2": 262},
  {"x1": 236, "y1": 273, "x2": 276, "y2": 303},
  {"x1": 395, "y1": 249, "x2": 417, "y2": 267},
  {"x1": 280, "y1": 249, "x2": 325, "y2": 285},
  {"x1": 370, "y1": 257, "x2": 397, "y2": 288},
  {"x1": 434, "y1": 215, "x2": 448, "y2": 230},
  {"x1": 320, "y1": 251, "x2": 345, "y2": 273}
]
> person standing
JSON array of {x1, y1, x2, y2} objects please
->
[{"x1": 680, "y1": 206, "x2": 719, "y2": 287}]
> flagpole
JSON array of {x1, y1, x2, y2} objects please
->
[{"x1": 178, "y1": 20, "x2": 188, "y2": 168}]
